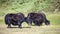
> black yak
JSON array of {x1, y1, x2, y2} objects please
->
[
  {"x1": 5, "y1": 13, "x2": 25, "y2": 28},
  {"x1": 26, "y1": 12, "x2": 50, "y2": 26}
]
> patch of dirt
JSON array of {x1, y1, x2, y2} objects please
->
[{"x1": 0, "y1": 24, "x2": 60, "y2": 34}]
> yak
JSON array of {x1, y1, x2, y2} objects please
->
[
  {"x1": 26, "y1": 12, "x2": 50, "y2": 26},
  {"x1": 5, "y1": 13, "x2": 25, "y2": 28}
]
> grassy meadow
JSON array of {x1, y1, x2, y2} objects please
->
[
  {"x1": 0, "y1": 0, "x2": 60, "y2": 34},
  {"x1": 0, "y1": 12, "x2": 60, "y2": 34}
]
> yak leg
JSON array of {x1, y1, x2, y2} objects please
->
[
  {"x1": 18, "y1": 20, "x2": 22, "y2": 28},
  {"x1": 7, "y1": 19, "x2": 11, "y2": 28}
]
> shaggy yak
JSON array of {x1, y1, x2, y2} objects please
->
[
  {"x1": 5, "y1": 13, "x2": 25, "y2": 28},
  {"x1": 26, "y1": 12, "x2": 50, "y2": 26}
]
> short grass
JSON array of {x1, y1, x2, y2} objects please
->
[
  {"x1": 46, "y1": 13, "x2": 60, "y2": 25},
  {"x1": 0, "y1": 12, "x2": 60, "y2": 34},
  {"x1": 0, "y1": 12, "x2": 60, "y2": 25}
]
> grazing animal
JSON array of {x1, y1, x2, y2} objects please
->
[
  {"x1": 5, "y1": 13, "x2": 25, "y2": 28},
  {"x1": 26, "y1": 12, "x2": 50, "y2": 26}
]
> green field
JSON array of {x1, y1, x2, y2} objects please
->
[
  {"x1": 0, "y1": 12, "x2": 60, "y2": 34},
  {"x1": 0, "y1": 0, "x2": 60, "y2": 34}
]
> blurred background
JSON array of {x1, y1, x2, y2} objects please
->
[
  {"x1": 0, "y1": 0, "x2": 60, "y2": 13},
  {"x1": 0, "y1": 0, "x2": 60, "y2": 25},
  {"x1": 0, "y1": 0, "x2": 60, "y2": 34}
]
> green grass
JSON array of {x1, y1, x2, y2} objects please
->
[
  {"x1": 0, "y1": 13, "x2": 60, "y2": 34},
  {"x1": 0, "y1": 12, "x2": 60, "y2": 25},
  {"x1": 46, "y1": 13, "x2": 60, "y2": 25},
  {"x1": 0, "y1": 16, "x2": 4, "y2": 24}
]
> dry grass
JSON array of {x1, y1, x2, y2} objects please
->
[
  {"x1": 0, "y1": 13, "x2": 60, "y2": 34},
  {"x1": 0, "y1": 24, "x2": 60, "y2": 34}
]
